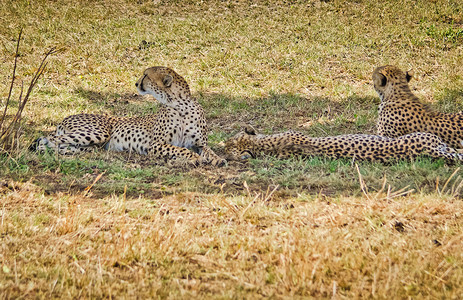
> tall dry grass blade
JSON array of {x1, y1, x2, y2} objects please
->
[
  {"x1": 240, "y1": 193, "x2": 260, "y2": 219},
  {"x1": 243, "y1": 180, "x2": 251, "y2": 197},
  {"x1": 439, "y1": 167, "x2": 460, "y2": 196},
  {"x1": 386, "y1": 187, "x2": 414, "y2": 200},
  {"x1": 82, "y1": 171, "x2": 106, "y2": 197},
  {"x1": 355, "y1": 165, "x2": 414, "y2": 201},
  {"x1": 123, "y1": 184, "x2": 127, "y2": 203},
  {"x1": 451, "y1": 176, "x2": 463, "y2": 198},
  {"x1": 220, "y1": 197, "x2": 239, "y2": 216},
  {"x1": 263, "y1": 184, "x2": 279, "y2": 202},
  {"x1": 355, "y1": 163, "x2": 370, "y2": 200},
  {"x1": 375, "y1": 175, "x2": 388, "y2": 200}
]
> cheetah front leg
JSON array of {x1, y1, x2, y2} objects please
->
[
  {"x1": 415, "y1": 138, "x2": 463, "y2": 161},
  {"x1": 426, "y1": 146, "x2": 463, "y2": 162},
  {"x1": 149, "y1": 142, "x2": 201, "y2": 166},
  {"x1": 196, "y1": 146, "x2": 226, "y2": 167}
]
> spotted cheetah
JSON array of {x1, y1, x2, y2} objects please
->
[
  {"x1": 224, "y1": 125, "x2": 463, "y2": 162},
  {"x1": 32, "y1": 66, "x2": 226, "y2": 166},
  {"x1": 373, "y1": 65, "x2": 463, "y2": 149}
]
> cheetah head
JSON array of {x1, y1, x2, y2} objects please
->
[
  {"x1": 224, "y1": 125, "x2": 259, "y2": 160},
  {"x1": 135, "y1": 66, "x2": 191, "y2": 107},
  {"x1": 372, "y1": 65, "x2": 414, "y2": 101}
]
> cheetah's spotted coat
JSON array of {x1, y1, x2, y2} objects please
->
[
  {"x1": 224, "y1": 126, "x2": 463, "y2": 163},
  {"x1": 33, "y1": 66, "x2": 225, "y2": 166},
  {"x1": 373, "y1": 65, "x2": 463, "y2": 149}
]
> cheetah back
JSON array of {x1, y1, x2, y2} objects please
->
[{"x1": 373, "y1": 65, "x2": 463, "y2": 149}]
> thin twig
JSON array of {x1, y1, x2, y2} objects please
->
[
  {"x1": 0, "y1": 32, "x2": 59, "y2": 151},
  {"x1": 0, "y1": 28, "x2": 22, "y2": 133}
]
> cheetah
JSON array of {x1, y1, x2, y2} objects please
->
[
  {"x1": 32, "y1": 66, "x2": 226, "y2": 166},
  {"x1": 224, "y1": 125, "x2": 463, "y2": 163},
  {"x1": 373, "y1": 65, "x2": 463, "y2": 149}
]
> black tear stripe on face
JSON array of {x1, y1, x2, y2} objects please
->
[{"x1": 380, "y1": 74, "x2": 387, "y2": 86}]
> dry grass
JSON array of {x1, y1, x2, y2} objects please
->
[
  {"x1": 1, "y1": 0, "x2": 463, "y2": 298},
  {"x1": 1, "y1": 180, "x2": 463, "y2": 298}
]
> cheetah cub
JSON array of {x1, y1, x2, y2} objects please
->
[
  {"x1": 373, "y1": 65, "x2": 463, "y2": 149},
  {"x1": 224, "y1": 125, "x2": 463, "y2": 163},
  {"x1": 33, "y1": 66, "x2": 226, "y2": 167}
]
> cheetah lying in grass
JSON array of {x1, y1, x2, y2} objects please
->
[
  {"x1": 373, "y1": 65, "x2": 463, "y2": 149},
  {"x1": 224, "y1": 125, "x2": 463, "y2": 163},
  {"x1": 32, "y1": 66, "x2": 225, "y2": 166}
]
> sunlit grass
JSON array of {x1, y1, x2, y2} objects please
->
[
  {"x1": 1, "y1": 0, "x2": 463, "y2": 298},
  {"x1": 1, "y1": 180, "x2": 463, "y2": 298}
]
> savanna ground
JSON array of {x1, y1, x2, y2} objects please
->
[{"x1": 1, "y1": 0, "x2": 463, "y2": 298}]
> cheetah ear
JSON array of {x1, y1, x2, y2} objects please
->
[
  {"x1": 243, "y1": 124, "x2": 257, "y2": 135},
  {"x1": 406, "y1": 70, "x2": 414, "y2": 82},
  {"x1": 373, "y1": 72, "x2": 387, "y2": 87},
  {"x1": 163, "y1": 74, "x2": 173, "y2": 87}
]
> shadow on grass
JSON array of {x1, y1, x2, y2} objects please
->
[
  {"x1": 71, "y1": 86, "x2": 463, "y2": 138},
  {"x1": 2, "y1": 150, "x2": 462, "y2": 201},
  {"x1": 436, "y1": 88, "x2": 463, "y2": 112},
  {"x1": 15, "y1": 89, "x2": 463, "y2": 200},
  {"x1": 198, "y1": 92, "x2": 379, "y2": 136},
  {"x1": 73, "y1": 87, "x2": 159, "y2": 116},
  {"x1": 72, "y1": 88, "x2": 380, "y2": 136},
  {"x1": 73, "y1": 87, "x2": 141, "y2": 103}
]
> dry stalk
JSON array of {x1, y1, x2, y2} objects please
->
[
  {"x1": 355, "y1": 163, "x2": 414, "y2": 201},
  {"x1": 0, "y1": 29, "x2": 21, "y2": 134},
  {"x1": 436, "y1": 167, "x2": 463, "y2": 198},
  {"x1": 220, "y1": 181, "x2": 279, "y2": 219},
  {"x1": 355, "y1": 163, "x2": 370, "y2": 200},
  {"x1": 240, "y1": 183, "x2": 279, "y2": 218},
  {"x1": 82, "y1": 171, "x2": 106, "y2": 197}
]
